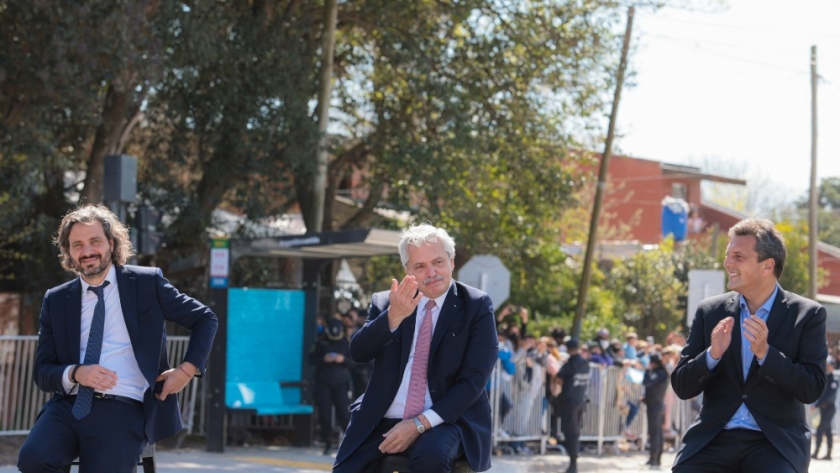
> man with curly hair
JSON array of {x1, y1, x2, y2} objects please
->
[{"x1": 17, "y1": 204, "x2": 218, "y2": 473}]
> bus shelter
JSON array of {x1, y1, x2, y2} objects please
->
[{"x1": 205, "y1": 228, "x2": 401, "y2": 452}]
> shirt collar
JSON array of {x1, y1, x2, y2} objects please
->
[
  {"x1": 739, "y1": 283, "x2": 779, "y2": 317},
  {"x1": 420, "y1": 281, "x2": 453, "y2": 313},
  {"x1": 80, "y1": 264, "x2": 117, "y2": 294}
]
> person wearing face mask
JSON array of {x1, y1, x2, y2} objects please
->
[
  {"x1": 659, "y1": 345, "x2": 683, "y2": 374},
  {"x1": 311, "y1": 316, "x2": 352, "y2": 455},
  {"x1": 811, "y1": 357, "x2": 838, "y2": 460},
  {"x1": 555, "y1": 338, "x2": 590, "y2": 473},
  {"x1": 642, "y1": 354, "x2": 669, "y2": 470}
]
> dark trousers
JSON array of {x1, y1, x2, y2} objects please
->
[
  {"x1": 333, "y1": 418, "x2": 464, "y2": 473},
  {"x1": 645, "y1": 403, "x2": 664, "y2": 466},
  {"x1": 559, "y1": 401, "x2": 585, "y2": 466},
  {"x1": 18, "y1": 396, "x2": 146, "y2": 473},
  {"x1": 673, "y1": 428, "x2": 796, "y2": 473},
  {"x1": 314, "y1": 380, "x2": 351, "y2": 442},
  {"x1": 814, "y1": 406, "x2": 835, "y2": 456}
]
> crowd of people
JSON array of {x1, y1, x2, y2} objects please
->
[
  {"x1": 491, "y1": 302, "x2": 693, "y2": 471},
  {"x1": 311, "y1": 299, "x2": 839, "y2": 472}
]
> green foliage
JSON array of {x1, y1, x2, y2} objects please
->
[
  {"x1": 1, "y1": 0, "x2": 162, "y2": 291},
  {"x1": 794, "y1": 177, "x2": 840, "y2": 248},
  {"x1": 607, "y1": 238, "x2": 685, "y2": 341},
  {"x1": 2, "y1": 0, "x2": 698, "y2": 330},
  {"x1": 776, "y1": 219, "x2": 829, "y2": 295},
  {"x1": 604, "y1": 235, "x2": 722, "y2": 341}
]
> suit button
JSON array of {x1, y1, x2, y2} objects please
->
[{"x1": 742, "y1": 394, "x2": 747, "y2": 400}]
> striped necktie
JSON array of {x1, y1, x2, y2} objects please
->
[{"x1": 404, "y1": 300, "x2": 435, "y2": 419}]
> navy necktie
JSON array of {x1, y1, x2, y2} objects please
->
[{"x1": 72, "y1": 281, "x2": 110, "y2": 420}]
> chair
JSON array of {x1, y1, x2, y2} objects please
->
[
  {"x1": 379, "y1": 454, "x2": 475, "y2": 473},
  {"x1": 62, "y1": 443, "x2": 155, "y2": 473}
]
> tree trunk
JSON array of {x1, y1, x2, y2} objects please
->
[
  {"x1": 80, "y1": 84, "x2": 131, "y2": 204},
  {"x1": 306, "y1": 0, "x2": 338, "y2": 233}
]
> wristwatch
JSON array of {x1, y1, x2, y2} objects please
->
[{"x1": 412, "y1": 417, "x2": 426, "y2": 434}]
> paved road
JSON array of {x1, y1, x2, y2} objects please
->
[{"x1": 1, "y1": 443, "x2": 837, "y2": 472}]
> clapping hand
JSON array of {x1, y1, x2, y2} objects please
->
[{"x1": 709, "y1": 316, "x2": 734, "y2": 360}]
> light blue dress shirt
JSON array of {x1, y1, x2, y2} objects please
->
[{"x1": 705, "y1": 284, "x2": 779, "y2": 431}]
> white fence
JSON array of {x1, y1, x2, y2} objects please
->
[{"x1": 0, "y1": 335, "x2": 202, "y2": 436}]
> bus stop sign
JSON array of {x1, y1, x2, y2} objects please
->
[{"x1": 457, "y1": 255, "x2": 510, "y2": 309}]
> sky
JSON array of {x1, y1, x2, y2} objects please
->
[{"x1": 615, "y1": 0, "x2": 840, "y2": 207}]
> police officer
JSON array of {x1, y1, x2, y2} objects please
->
[
  {"x1": 555, "y1": 338, "x2": 590, "y2": 473},
  {"x1": 642, "y1": 353, "x2": 669, "y2": 470},
  {"x1": 310, "y1": 316, "x2": 352, "y2": 455},
  {"x1": 812, "y1": 357, "x2": 838, "y2": 461}
]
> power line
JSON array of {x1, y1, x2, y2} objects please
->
[
  {"x1": 637, "y1": 10, "x2": 840, "y2": 39},
  {"x1": 644, "y1": 34, "x2": 808, "y2": 75}
]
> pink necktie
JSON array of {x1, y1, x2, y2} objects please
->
[{"x1": 404, "y1": 300, "x2": 435, "y2": 419}]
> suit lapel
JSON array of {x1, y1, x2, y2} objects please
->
[
  {"x1": 764, "y1": 288, "x2": 788, "y2": 346},
  {"x1": 723, "y1": 295, "x2": 746, "y2": 383},
  {"x1": 430, "y1": 283, "x2": 460, "y2": 357},
  {"x1": 116, "y1": 266, "x2": 140, "y2": 347},
  {"x1": 65, "y1": 279, "x2": 83, "y2": 364}
]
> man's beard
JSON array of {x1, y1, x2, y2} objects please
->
[{"x1": 75, "y1": 251, "x2": 111, "y2": 277}]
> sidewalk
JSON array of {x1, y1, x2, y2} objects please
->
[{"x1": 0, "y1": 444, "x2": 837, "y2": 472}]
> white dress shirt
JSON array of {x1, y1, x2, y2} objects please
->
[
  {"x1": 384, "y1": 284, "x2": 451, "y2": 428},
  {"x1": 61, "y1": 265, "x2": 149, "y2": 401}
]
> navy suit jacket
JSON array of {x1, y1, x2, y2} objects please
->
[
  {"x1": 333, "y1": 281, "x2": 498, "y2": 472},
  {"x1": 33, "y1": 265, "x2": 218, "y2": 444},
  {"x1": 671, "y1": 288, "x2": 827, "y2": 473}
]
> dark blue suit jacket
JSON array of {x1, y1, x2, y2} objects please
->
[
  {"x1": 33, "y1": 265, "x2": 218, "y2": 444},
  {"x1": 333, "y1": 281, "x2": 498, "y2": 472},
  {"x1": 671, "y1": 288, "x2": 827, "y2": 473}
]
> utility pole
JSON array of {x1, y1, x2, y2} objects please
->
[
  {"x1": 310, "y1": 0, "x2": 338, "y2": 233},
  {"x1": 808, "y1": 45, "x2": 818, "y2": 300},
  {"x1": 571, "y1": 6, "x2": 634, "y2": 339}
]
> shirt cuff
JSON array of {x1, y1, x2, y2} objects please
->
[
  {"x1": 705, "y1": 348, "x2": 721, "y2": 371},
  {"x1": 757, "y1": 352, "x2": 767, "y2": 365},
  {"x1": 422, "y1": 409, "x2": 444, "y2": 428},
  {"x1": 61, "y1": 365, "x2": 76, "y2": 394}
]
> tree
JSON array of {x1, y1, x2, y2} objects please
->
[
  {"x1": 797, "y1": 177, "x2": 840, "y2": 248},
  {"x1": 0, "y1": 0, "x2": 166, "y2": 291},
  {"x1": 4, "y1": 0, "x2": 690, "y2": 314},
  {"x1": 776, "y1": 219, "x2": 829, "y2": 296}
]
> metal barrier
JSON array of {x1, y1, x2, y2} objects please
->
[
  {"x1": 6, "y1": 333, "x2": 836, "y2": 454},
  {"x1": 488, "y1": 357, "x2": 549, "y2": 455},
  {"x1": 490, "y1": 361, "x2": 840, "y2": 459},
  {"x1": 0, "y1": 335, "x2": 201, "y2": 436},
  {"x1": 0, "y1": 336, "x2": 48, "y2": 435},
  {"x1": 579, "y1": 364, "x2": 647, "y2": 455}
]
